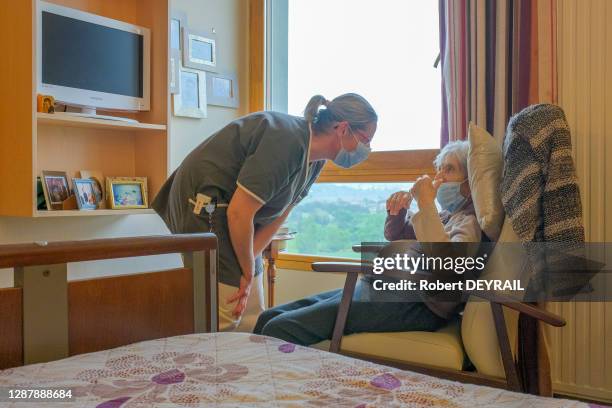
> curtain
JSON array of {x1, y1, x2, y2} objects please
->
[{"x1": 439, "y1": 0, "x2": 557, "y2": 145}]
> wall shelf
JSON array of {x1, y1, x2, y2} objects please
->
[
  {"x1": 35, "y1": 209, "x2": 156, "y2": 217},
  {"x1": 37, "y1": 113, "x2": 166, "y2": 132},
  {"x1": 0, "y1": 0, "x2": 169, "y2": 218}
]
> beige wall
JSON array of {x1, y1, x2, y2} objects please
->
[
  {"x1": 0, "y1": 0, "x2": 249, "y2": 288},
  {"x1": 272, "y1": 268, "x2": 347, "y2": 306},
  {"x1": 169, "y1": 0, "x2": 249, "y2": 171}
]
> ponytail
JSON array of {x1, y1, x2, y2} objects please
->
[{"x1": 304, "y1": 95, "x2": 329, "y2": 124}]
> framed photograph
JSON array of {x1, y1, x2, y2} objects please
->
[
  {"x1": 206, "y1": 71, "x2": 239, "y2": 108},
  {"x1": 72, "y1": 178, "x2": 98, "y2": 210},
  {"x1": 107, "y1": 177, "x2": 148, "y2": 209},
  {"x1": 173, "y1": 68, "x2": 207, "y2": 118},
  {"x1": 169, "y1": 49, "x2": 181, "y2": 94},
  {"x1": 79, "y1": 170, "x2": 105, "y2": 208},
  {"x1": 41, "y1": 170, "x2": 71, "y2": 210},
  {"x1": 170, "y1": 10, "x2": 187, "y2": 51},
  {"x1": 182, "y1": 28, "x2": 217, "y2": 72}
]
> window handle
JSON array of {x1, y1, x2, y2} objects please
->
[{"x1": 433, "y1": 53, "x2": 441, "y2": 68}]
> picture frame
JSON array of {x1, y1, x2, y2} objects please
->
[
  {"x1": 79, "y1": 170, "x2": 105, "y2": 208},
  {"x1": 173, "y1": 67, "x2": 207, "y2": 118},
  {"x1": 169, "y1": 49, "x2": 181, "y2": 94},
  {"x1": 106, "y1": 177, "x2": 148, "y2": 210},
  {"x1": 41, "y1": 170, "x2": 71, "y2": 210},
  {"x1": 206, "y1": 71, "x2": 239, "y2": 108},
  {"x1": 182, "y1": 27, "x2": 217, "y2": 72},
  {"x1": 170, "y1": 10, "x2": 187, "y2": 51},
  {"x1": 72, "y1": 178, "x2": 99, "y2": 210}
]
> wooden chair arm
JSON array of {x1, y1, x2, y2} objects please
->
[
  {"x1": 469, "y1": 291, "x2": 566, "y2": 327},
  {"x1": 352, "y1": 244, "x2": 386, "y2": 253},
  {"x1": 311, "y1": 262, "x2": 370, "y2": 274}
]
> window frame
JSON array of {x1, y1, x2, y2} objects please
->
[{"x1": 251, "y1": 0, "x2": 439, "y2": 270}]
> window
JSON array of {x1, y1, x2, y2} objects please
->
[
  {"x1": 264, "y1": 1, "x2": 441, "y2": 264},
  {"x1": 268, "y1": 0, "x2": 441, "y2": 151},
  {"x1": 285, "y1": 182, "x2": 416, "y2": 259}
]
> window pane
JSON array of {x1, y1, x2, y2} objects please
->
[
  {"x1": 285, "y1": 183, "x2": 415, "y2": 259},
  {"x1": 286, "y1": 0, "x2": 440, "y2": 151}
]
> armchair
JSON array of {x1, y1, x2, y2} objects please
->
[{"x1": 311, "y1": 220, "x2": 566, "y2": 395}]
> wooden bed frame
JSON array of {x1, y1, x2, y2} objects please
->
[{"x1": 0, "y1": 234, "x2": 218, "y2": 369}]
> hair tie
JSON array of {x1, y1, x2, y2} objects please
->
[{"x1": 312, "y1": 114, "x2": 320, "y2": 124}]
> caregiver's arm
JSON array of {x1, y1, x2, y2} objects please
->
[
  {"x1": 253, "y1": 205, "x2": 293, "y2": 257},
  {"x1": 227, "y1": 186, "x2": 263, "y2": 317}
]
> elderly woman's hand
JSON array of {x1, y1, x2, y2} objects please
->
[
  {"x1": 410, "y1": 175, "x2": 442, "y2": 210},
  {"x1": 386, "y1": 191, "x2": 412, "y2": 215}
]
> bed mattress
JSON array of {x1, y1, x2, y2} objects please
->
[{"x1": 0, "y1": 332, "x2": 590, "y2": 407}]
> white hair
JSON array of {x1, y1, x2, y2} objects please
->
[{"x1": 433, "y1": 141, "x2": 469, "y2": 174}]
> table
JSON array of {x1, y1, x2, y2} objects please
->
[{"x1": 263, "y1": 232, "x2": 295, "y2": 307}]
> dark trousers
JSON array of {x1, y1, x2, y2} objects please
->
[{"x1": 253, "y1": 286, "x2": 448, "y2": 346}]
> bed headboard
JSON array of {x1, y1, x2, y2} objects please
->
[{"x1": 0, "y1": 233, "x2": 218, "y2": 368}]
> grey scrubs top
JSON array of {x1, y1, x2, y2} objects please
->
[{"x1": 152, "y1": 111, "x2": 324, "y2": 286}]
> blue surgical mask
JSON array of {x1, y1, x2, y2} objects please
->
[
  {"x1": 333, "y1": 130, "x2": 371, "y2": 168},
  {"x1": 436, "y1": 180, "x2": 468, "y2": 213}
]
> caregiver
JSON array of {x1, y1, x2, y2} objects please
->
[{"x1": 152, "y1": 93, "x2": 378, "y2": 332}]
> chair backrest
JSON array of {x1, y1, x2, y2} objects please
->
[{"x1": 461, "y1": 217, "x2": 522, "y2": 378}]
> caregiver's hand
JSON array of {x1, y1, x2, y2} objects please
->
[
  {"x1": 227, "y1": 186, "x2": 263, "y2": 319},
  {"x1": 386, "y1": 191, "x2": 412, "y2": 216},
  {"x1": 410, "y1": 175, "x2": 442, "y2": 209},
  {"x1": 227, "y1": 274, "x2": 252, "y2": 318}
]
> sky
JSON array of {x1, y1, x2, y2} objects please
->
[{"x1": 287, "y1": 0, "x2": 441, "y2": 151}]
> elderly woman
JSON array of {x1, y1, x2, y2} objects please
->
[{"x1": 253, "y1": 141, "x2": 481, "y2": 345}]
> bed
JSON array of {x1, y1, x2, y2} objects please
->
[{"x1": 0, "y1": 332, "x2": 590, "y2": 408}]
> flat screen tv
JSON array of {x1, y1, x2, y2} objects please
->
[{"x1": 36, "y1": 1, "x2": 151, "y2": 115}]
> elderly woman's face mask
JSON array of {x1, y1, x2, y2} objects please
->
[{"x1": 435, "y1": 156, "x2": 469, "y2": 212}]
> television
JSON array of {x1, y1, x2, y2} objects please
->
[{"x1": 36, "y1": 1, "x2": 150, "y2": 118}]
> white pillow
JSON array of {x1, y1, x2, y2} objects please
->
[{"x1": 467, "y1": 122, "x2": 505, "y2": 240}]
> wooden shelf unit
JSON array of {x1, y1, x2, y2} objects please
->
[{"x1": 1, "y1": 0, "x2": 169, "y2": 217}]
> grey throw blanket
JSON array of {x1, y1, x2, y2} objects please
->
[{"x1": 501, "y1": 103, "x2": 584, "y2": 245}]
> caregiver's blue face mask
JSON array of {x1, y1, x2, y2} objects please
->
[
  {"x1": 436, "y1": 180, "x2": 468, "y2": 213},
  {"x1": 333, "y1": 127, "x2": 371, "y2": 168}
]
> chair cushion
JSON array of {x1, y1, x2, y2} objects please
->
[
  {"x1": 461, "y1": 217, "x2": 521, "y2": 378},
  {"x1": 312, "y1": 320, "x2": 465, "y2": 370},
  {"x1": 467, "y1": 122, "x2": 505, "y2": 240}
]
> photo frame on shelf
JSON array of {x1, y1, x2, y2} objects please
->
[
  {"x1": 173, "y1": 67, "x2": 207, "y2": 118},
  {"x1": 107, "y1": 177, "x2": 148, "y2": 210},
  {"x1": 170, "y1": 10, "x2": 187, "y2": 51},
  {"x1": 79, "y1": 170, "x2": 105, "y2": 208},
  {"x1": 72, "y1": 178, "x2": 99, "y2": 210},
  {"x1": 36, "y1": 177, "x2": 47, "y2": 210},
  {"x1": 40, "y1": 170, "x2": 71, "y2": 210},
  {"x1": 169, "y1": 49, "x2": 181, "y2": 94},
  {"x1": 182, "y1": 27, "x2": 217, "y2": 72},
  {"x1": 206, "y1": 71, "x2": 239, "y2": 108}
]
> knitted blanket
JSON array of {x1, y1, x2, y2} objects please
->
[{"x1": 501, "y1": 104, "x2": 584, "y2": 246}]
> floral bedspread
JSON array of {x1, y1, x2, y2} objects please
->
[{"x1": 0, "y1": 332, "x2": 589, "y2": 407}]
